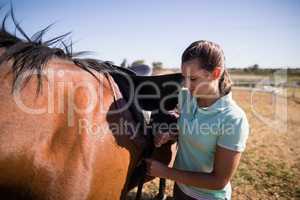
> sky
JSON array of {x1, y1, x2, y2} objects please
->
[{"x1": 1, "y1": 0, "x2": 299, "y2": 68}]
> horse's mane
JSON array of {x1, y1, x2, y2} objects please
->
[{"x1": 0, "y1": 7, "x2": 116, "y2": 94}]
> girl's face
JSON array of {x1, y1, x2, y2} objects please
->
[{"x1": 181, "y1": 59, "x2": 216, "y2": 98}]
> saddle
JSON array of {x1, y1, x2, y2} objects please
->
[{"x1": 109, "y1": 66, "x2": 182, "y2": 123}]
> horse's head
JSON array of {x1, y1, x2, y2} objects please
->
[{"x1": 110, "y1": 69, "x2": 182, "y2": 192}]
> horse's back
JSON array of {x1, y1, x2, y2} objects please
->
[{"x1": 0, "y1": 59, "x2": 138, "y2": 199}]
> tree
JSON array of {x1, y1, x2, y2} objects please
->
[
  {"x1": 244, "y1": 64, "x2": 260, "y2": 73},
  {"x1": 251, "y1": 64, "x2": 259, "y2": 71},
  {"x1": 152, "y1": 61, "x2": 163, "y2": 70},
  {"x1": 131, "y1": 60, "x2": 145, "y2": 66}
]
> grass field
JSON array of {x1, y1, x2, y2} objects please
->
[{"x1": 127, "y1": 88, "x2": 300, "y2": 200}]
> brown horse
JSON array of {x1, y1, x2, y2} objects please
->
[{"x1": 0, "y1": 10, "x2": 180, "y2": 200}]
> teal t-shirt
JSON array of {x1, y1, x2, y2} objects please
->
[{"x1": 174, "y1": 89, "x2": 249, "y2": 200}]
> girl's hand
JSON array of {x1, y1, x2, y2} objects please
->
[
  {"x1": 145, "y1": 159, "x2": 169, "y2": 178},
  {"x1": 168, "y1": 109, "x2": 180, "y2": 119},
  {"x1": 154, "y1": 110, "x2": 179, "y2": 147}
]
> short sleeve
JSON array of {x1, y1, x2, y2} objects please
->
[{"x1": 217, "y1": 114, "x2": 250, "y2": 152}]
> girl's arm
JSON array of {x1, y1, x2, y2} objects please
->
[{"x1": 145, "y1": 146, "x2": 241, "y2": 190}]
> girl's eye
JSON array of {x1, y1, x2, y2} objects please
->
[{"x1": 190, "y1": 78, "x2": 196, "y2": 81}]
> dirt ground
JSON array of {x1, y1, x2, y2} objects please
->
[{"x1": 127, "y1": 88, "x2": 300, "y2": 200}]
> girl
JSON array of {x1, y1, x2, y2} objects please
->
[{"x1": 145, "y1": 40, "x2": 249, "y2": 200}]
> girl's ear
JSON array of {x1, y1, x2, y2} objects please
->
[{"x1": 212, "y1": 67, "x2": 222, "y2": 80}]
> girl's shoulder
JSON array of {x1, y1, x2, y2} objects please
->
[{"x1": 222, "y1": 99, "x2": 248, "y2": 122}]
